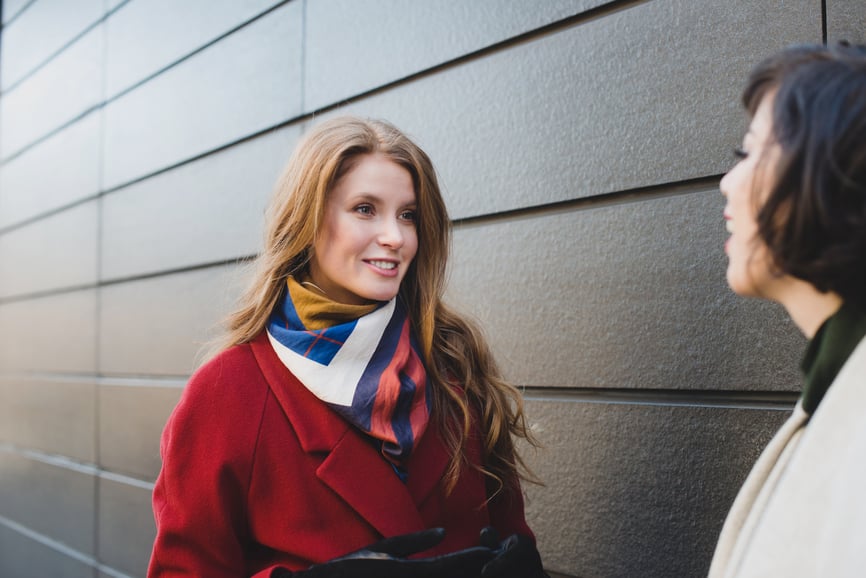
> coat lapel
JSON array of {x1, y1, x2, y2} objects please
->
[
  {"x1": 250, "y1": 333, "x2": 432, "y2": 537},
  {"x1": 405, "y1": 417, "x2": 451, "y2": 507},
  {"x1": 317, "y1": 430, "x2": 426, "y2": 536}
]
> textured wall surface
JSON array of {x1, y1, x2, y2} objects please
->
[{"x1": 0, "y1": 1, "x2": 861, "y2": 577}]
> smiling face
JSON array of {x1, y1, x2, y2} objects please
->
[
  {"x1": 720, "y1": 93, "x2": 785, "y2": 299},
  {"x1": 308, "y1": 153, "x2": 418, "y2": 305}
]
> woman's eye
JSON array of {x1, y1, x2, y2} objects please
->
[
  {"x1": 733, "y1": 146, "x2": 748, "y2": 159},
  {"x1": 400, "y1": 209, "x2": 417, "y2": 222},
  {"x1": 354, "y1": 204, "x2": 374, "y2": 215}
]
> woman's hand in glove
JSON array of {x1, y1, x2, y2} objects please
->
[
  {"x1": 272, "y1": 527, "x2": 495, "y2": 578},
  {"x1": 478, "y1": 527, "x2": 549, "y2": 578}
]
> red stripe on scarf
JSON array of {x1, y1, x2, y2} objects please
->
[
  {"x1": 404, "y1": 342, "x2": 428, "y2": 444},
  {"x1": 370, "y1": 324, "x2": 408, "y2": 446},
  {"x1": 370, "y1": 319, "x2": 428, "y2": 452}
]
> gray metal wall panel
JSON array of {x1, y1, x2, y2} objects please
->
[
  {"x1": 0, "y1": 377, "x2": 96, "y2": 463},
  {"x1": 98, "y1": 383, "x2": 182, "y2": 481},
  {"x1": 0, "y1": 450, "x2": 96, "y2": 554},
  {"x1": 0, "y1": 0, "x2": 103, "y2": 90},
  {"x1": 98, "y1": 476, "x2": 156, "y2": 577},
  {"x1": 0, "y1": 201, "x2": 98, "y2": 299},
  {"x1": 0, "y1": 24, "x2": 103, "y2": 160},
  {"x1": 522, "y1": 399, "x2": 789, "y2": 577},
  {"x1": 101, "y1": 1, "x2": 302, "y2": 191},
  {"x1": 826, "y1": 0, "x2": 866, "y2": 43},
  {"x1": 0, "y1": 524, "x2": 94, "y2": 578},
  {"x1": 304, "y1": 0, "x2": 608, "y2": 112},
  {"x1": 105, "y1": 0, "x2": 284, "y2": 99},
  {"x1": 1, "y1": 0, "x2": 32, "y2": 24},
  {"x1": 0, "y1": 290, "x2": 97, "y2": 373},
  {"x1": 99, "y1": 266, "x2": 242, "y2": 375},
  {"x1": 448, "y1": 188, "x2": 805, "y2": 391},
  {"x1": 101, "y1": 126, "x2": 299, "y2": 281},
  {"x1": 0, "y1": 113, "x2": 101, "y2": 229},
  {"x1": 323, "y1": 0, "x2": 820, "y2": 220}
]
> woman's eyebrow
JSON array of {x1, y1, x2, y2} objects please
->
[{"x1": 347, "y1": 192, "x2": 416, "y2": 207}]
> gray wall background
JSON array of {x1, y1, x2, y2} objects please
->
[{"x1": 0, "y1": 1, "x2": 862, "y2": 577}]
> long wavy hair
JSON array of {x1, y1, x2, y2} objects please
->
[{"x1": 216, "y1": 116, "x2": 538, "y2": 494}]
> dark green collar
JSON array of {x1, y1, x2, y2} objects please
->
[{"x1": 800, "y1": 302, "x2": 866, "y2": 414}]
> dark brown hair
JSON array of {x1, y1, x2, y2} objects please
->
[{"x1": 743, "y1": 43, "x2": 866, "y2": 307}]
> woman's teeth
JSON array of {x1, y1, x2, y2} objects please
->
[{"x1": 369, "y1": 260, "x2": 396, "y2": 270}]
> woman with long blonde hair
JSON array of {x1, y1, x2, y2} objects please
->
[{"x1": 148, "y1": 117, "x2": 546, "y2": 578}]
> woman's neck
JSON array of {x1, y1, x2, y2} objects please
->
[{"x1": 776, "y1": 278, "x2": 843, "y2": 339}]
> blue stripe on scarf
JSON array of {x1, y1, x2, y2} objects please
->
[
  {"x1": 383, "y1": 371, "x2": 421, "y2": 462},
  {"x1": 348, "y1": 301, "x2": 408, "y2": 429},
  {"x1": 267, "y1": 293, "x2": 358, "y2": 365}
]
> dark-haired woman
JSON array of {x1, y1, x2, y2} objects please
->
[
  {"x1": 710, "y1": 43, "x2": 866, "y2": 577},
  {"x1": 147, "y1": 117, "x2": 546, "y2": 577}
]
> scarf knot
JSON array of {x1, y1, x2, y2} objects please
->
[{"x1": 266, "y1": 280, "x2": 430, "y2": 474}]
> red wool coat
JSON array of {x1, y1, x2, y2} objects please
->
[{"x1": 147, "y1": 332, "x2": 533, "y2": 578}]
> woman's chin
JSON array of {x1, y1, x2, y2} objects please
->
[{"x1": 726, "y1": 269, "x2": 755, "y2": 298}]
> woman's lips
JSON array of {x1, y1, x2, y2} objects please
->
[{"x1": 364, "y1": 259, "x2": 399, "y2": 276}]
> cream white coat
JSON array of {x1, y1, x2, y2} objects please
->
[{"x1": 709, "y1": 336, "x2": 866, "y2": 577}]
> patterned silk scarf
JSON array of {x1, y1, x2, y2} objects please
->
[{"x1": 266, "y1": 278, "x2": 430, "y2": 476}]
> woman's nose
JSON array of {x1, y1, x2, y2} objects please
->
[{"x1": 377, "y1": 217, "x2": 405, "y2": 248}]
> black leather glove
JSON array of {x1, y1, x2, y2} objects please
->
[
  {"x1": 479, "y1": 527, "x2": 548, "y2": 578},
  {"x1": 273, "y1": 527, "x2": 495, "y2": 578}
]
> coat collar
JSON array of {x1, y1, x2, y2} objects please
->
[{"x1": 249, "y1": 332, "x2": 450, "y2": 537}]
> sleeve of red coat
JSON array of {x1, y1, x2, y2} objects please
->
[
  {"x1": 487, "y1": 472, "x2": 536, "y2": 543},
  {"x1": 147, "y1": 346, "x2": 270, "y2": 578}
]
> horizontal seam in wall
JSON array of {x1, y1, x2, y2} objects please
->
[
  {"x1": 0, "y1": 280, "x2": 100, "y2": 304},
  {"x1": 0, "y1": 254, "x2": 255, "y2": 303},
  {"x1": 0, "y1": 514, "x2": 136, "y2": 578},
  {"x1": 0, "y1": 374, "x2": 798, "y2": 406},
  {"x1": 0, "y1": 371, "x2": 99, "y2": 383},
  {"x1": 0, "y1": 175, "x2": 722, "y2": 282},
  {"x1": 0, "y1": 195, "x2": 98, "y2": 235},
  {"x1": 99, "y1": 469, "x2": 156, "y2": 491},
  {"x1": 1, "y1": 23, "x2": 99, "y2": 95},
  {"x1": 0, "y1": 104, "x2": 102, "y2": 165},
  {"x1": 0, "y1": 169, "x2": 722, "y2": 238},
  {"x1": 521, "y1": 386, "x2": 799, "y2": 410},
  {"x1": 0, "y1": 178, "x2": 721, "y2": 302},
  {"x1": 97, "y1": 375, "x2": 187, "y2": 388},
  {"x1": 99, "y1": 0, "x2": 295, "y2": 104},
  {"x1": 1, "y1": 443, "x2": 98, "y2": 475},
  {"x1": 452, "y1": 175, "x2": 723, "y2": 228},
  {"x1": 0, "y1": 443, "x2": 155, "y2": 489},
  {"x1": 0, "y1": 0, "x2": 38, "y2": 29},
  {"x1": 0, "y1": 371, "x2": 188, "y2": 386}
]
